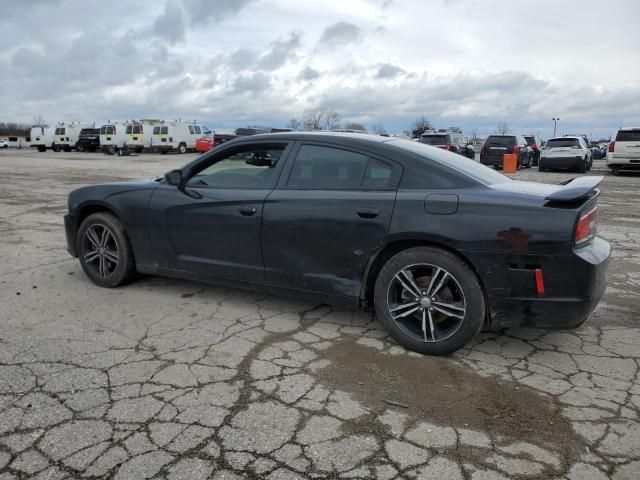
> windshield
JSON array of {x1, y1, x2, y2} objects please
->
[
  {"x1": 420, "y1": 134, "x2": 450, "y2": 145},
  {"x1": 202, "y1": 126, "x2": 212, "y2": 135},
  {"x1": 389, "y1": 139, "x2": 511, "y2": 185},
  {"x1": 546, "y1": 138, "x2": 580, "y2": 148}
]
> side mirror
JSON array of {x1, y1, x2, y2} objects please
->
[{"x1": 165, "y1": 169, "x2": 183, "y2": 186}]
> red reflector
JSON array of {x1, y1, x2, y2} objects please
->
[{"x1": 534, "y1": 269, "x2": 545, "y2": 296}]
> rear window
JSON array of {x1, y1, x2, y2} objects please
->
[
  {"x1": 161, "y1": 126, "x2": 168, "y2": 135},
  {"x1": 153, "y1": 126, "x2": 160, "y2": 135},
  {"x1": 615, "y1": 130, "x2": 640, "y2": 142},
  {"x1": 100, "y1": 125, "x2": 115, "y2": 135},
  {"x1": 524, "y1": 136, "x2": 535, "y2": 144},
  {"x1": 546, "y1": 138, "x2": 580, "y2": 148},
  {"x1": 126, "y1": 126, "x2": 133, "y2": 134},
  {"x1": 485, "y1": 136, "x2": 516, "y2": 147},
  {"x1": 80, "y1": 129, "x2": 98, "y2": 135},
  {"x1": 388, "y1": 139, "x2": 511, "y2": 185},
  {"x1": 420, "y1": 134, "x2": 450, "y2": 145}
]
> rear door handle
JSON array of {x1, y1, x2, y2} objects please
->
[
  {"x1": 356, "y1": 207, "x2": 380, "y2": 219},
  {"x1": 238, "y1": 206, "x2": 257, "y2": 216}
]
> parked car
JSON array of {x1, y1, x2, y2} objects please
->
[
  {"x1": 150, "y1": 123, "x2": 210, "y2": 154},
  {"x1": 480, "y1": 135, "x2": 532, "y2": 168},
  {"x1": 539, "y1": 137, "x2": 592, "y2": 173},
  {"x1": 565, "y1": 134, "x2": 594, "y2": 169},
  {"x1": 124, "y1": 122, "x2": 163, "y2": 153},
  {"x1": 195, "y1": 133, "x2": 237, "y2": 153},
  {"x1": 75, "y1": 128, "x2": 100, "y2": 152},
  {"x1": 420, "y1": 130, "x2": 475, "y2": 159},
  {"x1": 234, "y1": 127, "x2": 270, "y2": 136},
  {"x1": 524, "y1": 135, "x2": 542, "y2": 166},
  {"x1": 0, "y1": 139, "x2": 8, "y2": 149},
  {"x1": 29, "y1": 125, "x2": 53, "y2": 152},
  {"x1": 53, "y1": 123, "x2": 93, "y2": 152},
  {"x1": 64, "y1": 132, "x2": 610, "y2": 355},
  {"x1": 607, "y1": 127, "x2": 640, "y2": 175}
]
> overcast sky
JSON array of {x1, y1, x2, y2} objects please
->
[{"x1": 1, "y1": 0, "x2": 639, "y2": 138}]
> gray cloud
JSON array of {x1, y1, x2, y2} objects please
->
[
  {"x1": 233, "y1": 72, "x2": 271, "y2": 93},
  {"x1": 228, "y1": 49, "x2": 259, "y2": 70},
  {"x1": 376, "y1": 63, "x2": 406, "y2": 78},
  {"x1": 181, "y1": 0, "x2": 257, "y2": 25},
  {"x1": 259, "y1": 31, "x2": 302, "y2": 70},
  {"x1": 318, "y1": 22, "x2": 361, "y2": 46},
  {"x1": 153, "y1": 1, "x2": 186, "y2": 44},
  {"x1": 299, "y1": 66, "x2": 321, "y2": 81}
]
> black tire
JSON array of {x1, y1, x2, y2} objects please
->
[
  {"x1": 587, "y1": 156, "x2": 592, "y2": 171},
  {"x1": 538, "y1": 159, "x2": 544, "y2": 172},
  {"x1": 579, "y1": 159, "x2": 587, "y2": 173},
  {"x1": 135, "y1": 147, "x2": 143, "y2": 153},
  {"x1": 178, "y1": 143, "x2": 187, "y2": 154},
  {"x1": 611, "y1": 167, "x2": 620, "y2": 176},
  {"x1": 76, "y1": 144, "x2": 85, "y2": 152},
  {"x1": 37, "y1": 146, "x2": 46, "y2": 152},
  {"x1": 52, "y1": 145, "x2": 61, "y2": 152},
  {"x1": 2, "y1": 144, "x2": 8, "y2": 149},
  {"x1": 77, "y1": 212, "x2": 136, "y2": 288},
  {"x1": 373, "y1": 246, "x2": 485, "y2": 356},
  {"x1": 161, "y1": 150, "x2": 168, "y2": 155},
  {"x1": 64, "y1": 146, "x2": 71, "y2": 152}
]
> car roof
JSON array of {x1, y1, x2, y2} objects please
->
[
  {"x1": 232, "y1": 131, "x2": 393, "y2": 144},
  {"x1": 618, "y1": 127, "x2": 640, "y2": 131},
  {"x1": 487, "y1": 134, "x2": 517, "y2": 137},
  {"x1": 549, "y1": 136, "x2": 580, "y2": 141}
]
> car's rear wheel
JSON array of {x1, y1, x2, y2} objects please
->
[
  {"x1": 77, "y1": 212, "x2": 136, "y2": 288},
  {"x1": 374, "y1": 247, "x2": 485, "y2": 355},
  {"x1": 538, "y1": 159, "x2": 544, "y2": 172},
  {"x1": 579, "y1": 158, "x2": 587, "y2": 173},
  {"x1": 178, "y1": 143, "x2": 187, "y2": 154}
]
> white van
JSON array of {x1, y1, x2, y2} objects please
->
[
  {"x1": 150, "y1": 123, "x2": 211, "y2": 154},
  {"x1": 30, "y1": 125, "x2": 54, "y2": 152},
  {"x1": 99, "y1": 123, "x2": 127, "y2": 154},
  {"x1": 124, "y1": 121, "x2": 160, "y2": 153},
  {"x1": 52, "y1": 123, "x2": 93, "y2": 152}
]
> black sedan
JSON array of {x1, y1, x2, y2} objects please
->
[{"x1": 64, "y1": 132, "x2": 610, "y2": 355}]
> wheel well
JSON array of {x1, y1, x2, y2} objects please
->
[
  {"x1": 362, "y1": 240, "x2": 489, "y2": 321},
  {"x1": 77, "y1": 204, "x2": 119, "y2": 227}
]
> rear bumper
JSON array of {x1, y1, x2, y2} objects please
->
[
  {"x1": 471, "y1": 236, "x2": 611, "y2": 329},
  {"x1": 607, "y1": 155, "x2": 640, "y2": 169},
  {"x1": 542, "y1": 156, "x2": 582, "y2": 169},
  {"x1": 64, "y1": 213, "x2": 78, "y2": 257},
  {"x1": 480, "y1": 156, "x2": 503, "y2": 167}
]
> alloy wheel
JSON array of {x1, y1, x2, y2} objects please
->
[
  {"x1": 82, "y1": 224, "x2": 119, "y2": 279},
  {"x1": 387, "y1": 263, "x2": 466, "y2": 343}
]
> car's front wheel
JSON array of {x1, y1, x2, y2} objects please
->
[
  {"x1": 374, "y1": 247, "x2": 485, "y2": 355},
  {"x1": 77, "y1": 212, "x2": 136, "y2": 288}
]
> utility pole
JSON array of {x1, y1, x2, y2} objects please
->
[{"x1": 552, "y1": 118, "x2": 560, "y2": 137}]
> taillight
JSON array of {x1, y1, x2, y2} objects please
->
[
  {"x1": 575, "y1": 207, "x2": 598, "y2": 245},
  {"x1": 512, "y1": 145, "x2": 520, "y2": 154},
  {"x1": 445, "y1": 144, "x2": 453, "y2": 150},
  {"x1": 480, "y1": 145, "x2": 486, "y2": 155},
  {"x1": 608, "y1": 142, "x2": 615, "y2": 152}
]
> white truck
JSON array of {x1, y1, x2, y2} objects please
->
[
  {"x1": 150, "y1": 122, "x2": 210, "y2": 154},
  {"x1": 52, "y1": 123, "x2": 94, "y2": 152},
  {"x1": 29, "y1": 125, "x2": 54, "y2": 152}
]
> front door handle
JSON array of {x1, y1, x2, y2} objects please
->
[
  {"x1": 356, "y1": 207, "x2": 380, "y2": 219},
  {"x1": 238, "y1": 206, "x2": 257, "y2": 216}
]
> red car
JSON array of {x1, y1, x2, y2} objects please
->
[{"x1": 195, "y1": 133, "x2": 236, "y2": 153}]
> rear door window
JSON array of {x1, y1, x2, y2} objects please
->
[
  {"x1": 160, "y1": 126, "x2": 168, "y2": 135},
  {"x1": 420, "y1": 134, "x2": 449, "y2": 145},
  {"x1": 485, "y1": 136, "x2": 515, "y2": 147},
  {"x1": 546, "y1": 139, "x2": 581, "y2": 148},
  {"x1": 616, "y1": 130, "x2": 640, "y2": 142},
  {"x1": 189, "y1": 126, "x2": 195, "y2": 134},
  {"x1": 126, "y1": 126, "x2": 133, "y2": 134},
  {"x1": 153, "y1": 126, "x2": 161, "y2": 135}
]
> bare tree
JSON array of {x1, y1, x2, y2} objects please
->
[
  {"x1": 411, "y1": 116, "x2": 432, "y2": 138},
  {"x1": 372, "y1": 123, "x2": 387, "y2": 135},
  {"x1": 495, "y1": 121, "x2": 510, "y2": 135},
  {"x1": 323, "y1": 111, "x2": 341, "y2": 131},
  {"x1": 286, "y1": 118, "x2": 301, "y2": 130},
  {"x1": 342, "y1": 121, "x2": 367, "y2": 132},
  {"x1": 32, "y1": 115, "x2": 46, "y2": 126}
]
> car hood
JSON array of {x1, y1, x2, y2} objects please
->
[{"x1": 68, "y1": 178, "x2": 160, "y2": 206}]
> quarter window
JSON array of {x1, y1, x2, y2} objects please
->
[
  {"x1": 194, "y1": 126, "x2": 201, "y2": 134},
  {"x1": 189, "y1": 126, "x2": 195, "y2": 134}
]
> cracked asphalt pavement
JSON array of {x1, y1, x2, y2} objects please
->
[{"x1": 1, "y1": 149, "x2": 639, "y2": 479}]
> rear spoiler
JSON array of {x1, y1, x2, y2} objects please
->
[{"x1": 545, "y1": 176, "x2": 604, "y2": 202}]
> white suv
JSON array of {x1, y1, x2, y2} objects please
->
[
  {"x1": 607, "y1": 127, "x2": 640, "y2": 175},
  {"x1": 0, "y1": 139, "x2": 8, "y2": 149},
  {"x1": 539, "y1": 136, "x2": 591, "y2": 173}
]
